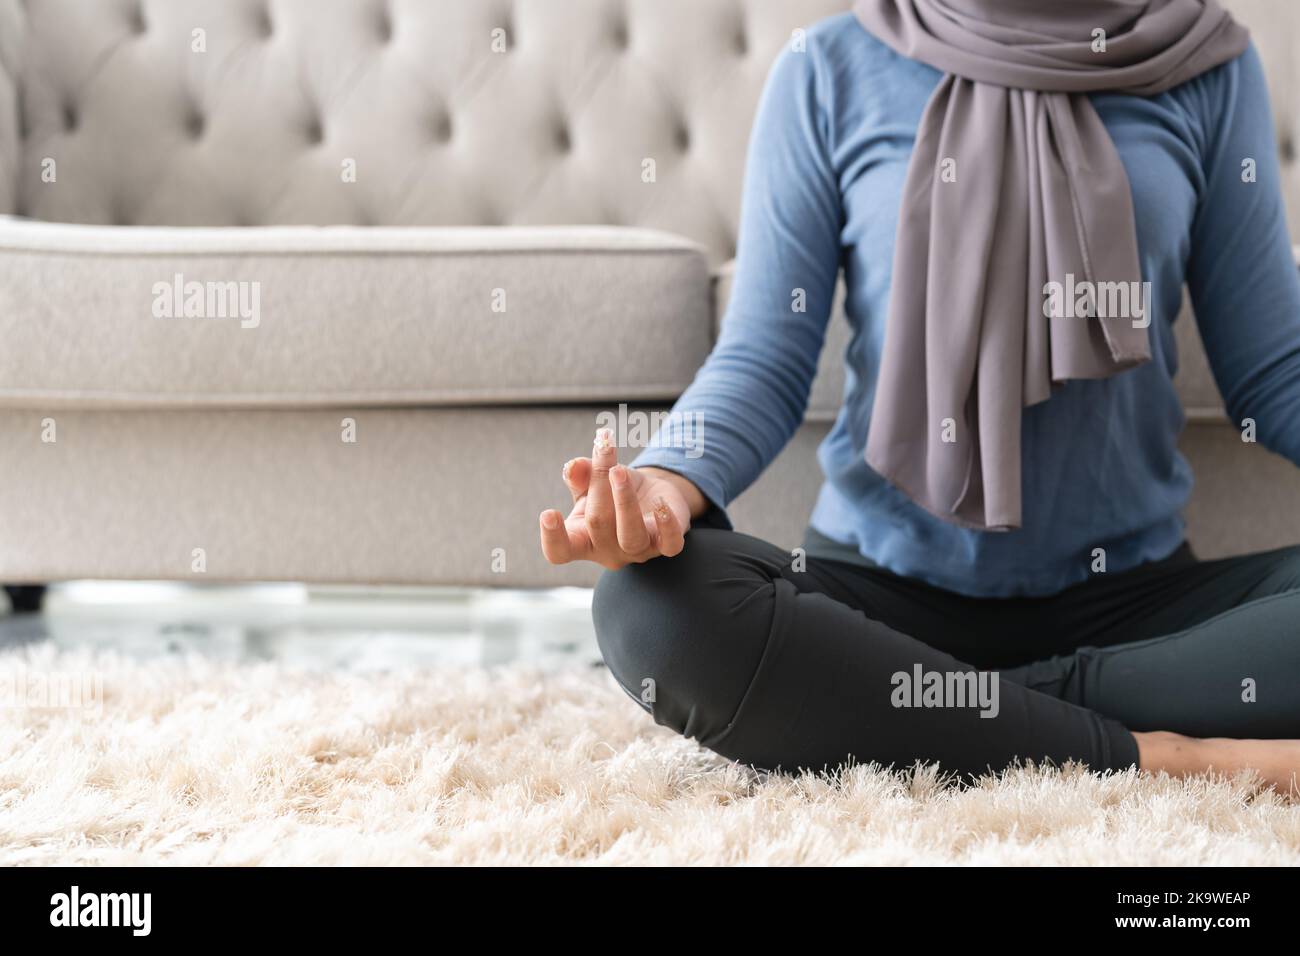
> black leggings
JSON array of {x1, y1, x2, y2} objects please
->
[{"x1": 592, "y1": 528, "x2": 1300, "y2": 779}]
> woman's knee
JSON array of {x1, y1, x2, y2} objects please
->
[{"x1": 592, "y1": 529, "x2": 780, "y2": 743}]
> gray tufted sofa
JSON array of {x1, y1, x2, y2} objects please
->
[{"x1": 0, "y1": 0, "x2": 1298, "y2": 590}]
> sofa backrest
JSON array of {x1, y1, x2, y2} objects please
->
[
  {"x1": 0, "y1": 0, "x2": 842, "y2": 266},
  {"x1": 1, "y1": 0, "x2": 1297, "y2": 268}
]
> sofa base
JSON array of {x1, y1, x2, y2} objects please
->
[{"x1": 0, "y1": 408, "x2": 1294, "y2": 588}]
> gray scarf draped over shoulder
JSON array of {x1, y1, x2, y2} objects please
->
[{"x1": 852, "y1": 0, "x2": 1249, "y2": 530}]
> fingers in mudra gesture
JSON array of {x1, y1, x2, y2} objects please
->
[{"x1": 539, "y1": 428, "x2": 691, "y2": 569}]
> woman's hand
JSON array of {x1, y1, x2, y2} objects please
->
[{"x1": 539, "y1": 428, "x2": 704, "y2": 569}]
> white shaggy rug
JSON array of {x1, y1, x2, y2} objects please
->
[{"x1": 3, "y1": 645, "x2": 1300, "y2": 866}]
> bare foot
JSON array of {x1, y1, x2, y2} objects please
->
[{"x1": 1135, "y1": 730, "x2": 1300, "y2": 795}]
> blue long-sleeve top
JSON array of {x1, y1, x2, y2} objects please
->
[{"x1": 632, "y1": 13, "x2": 1300, "y2": 598}]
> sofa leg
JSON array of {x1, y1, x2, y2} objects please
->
[{"x1": 4, "y1": 585, "x2": 47, "y2": 614}]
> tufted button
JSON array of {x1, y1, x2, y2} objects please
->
[
  {"x1": 734, "y1": 22, "x2": 748, "y2": 56},
  {"x1": 1281, "y1": 135, "x2": 1297, "y2": 164},
  {"x1": 377, "y1": 4, "x2": 393, "y2": 44},
  {"x1": 129, "y1": 4, "x2": 147, "y2": 35},
  {"x1": 62, "y1": 102, "x2": 78, "y2": 133},
  {"x1": 674, "y1": 122, "x2": 690, "y2": 152},
  {"x1": 305, "y1": 117, "x2": 325, "y2": 145},
  {"x1": 185, "y1": 110, "x2": 205, "y2": 140},
  {"x1": 256, "y1": 7, "x2": 273, "y2": 39},
  {"x1": 554, "y1": 123, "x2": 572, "y2": 153},
  {"x1": 611, "y1": 19, "x2": 629, "y2": 50},
  {"x1": 431, "y1": 111, "x2": 453, "y2": 144}
]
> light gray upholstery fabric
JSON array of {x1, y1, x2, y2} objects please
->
[
  {"x1": 0, "y1": 0, "x2": 19, "y2": 216},
  {"x1": 1180, "y1": 423, "x2": 1300, "y2": 556},
  {"x1": 7, "y1": 0, "x2": 847, "y2": 266},
  {"x1": 0, "y1": 405, "x2": 678, "y2": 588},
  {"x1": 1233, "y1": 0, "x2": 1300, "y2": 244},
  {"x1": 2, "y1": 407, "x2": 1291, "y2": 588},
  {"x1": 5, "y1": 0, "x2": 1295, "y2": 249},
  {"x1": 0, "y1": 219, "x2": 710, "y2": 406}
]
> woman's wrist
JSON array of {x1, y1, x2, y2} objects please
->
[{"x1": 637, "y1": 466, "x2": 710, "y2": 519}]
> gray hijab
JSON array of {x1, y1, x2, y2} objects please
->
[{"x1": 853, "y1": 0, "x2": 1249, "y2": 530}]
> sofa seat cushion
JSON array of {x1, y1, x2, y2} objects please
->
[{"x1": 0, "y1": 218, "x2": 711, "y2": 408}]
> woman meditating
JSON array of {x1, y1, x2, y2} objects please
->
[{"x1": 538, "y1": 0, "x2": 1300, "y2": 789}]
